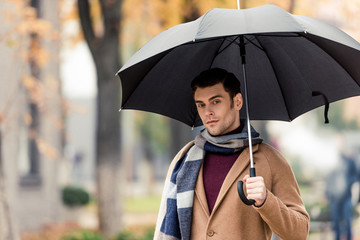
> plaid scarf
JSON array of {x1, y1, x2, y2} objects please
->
[{"x1": 158, "y1": 121, "x2": 262, "y2": 240}]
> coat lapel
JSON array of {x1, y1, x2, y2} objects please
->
[
  {"x1": 211, "y1": 144, "x2": 259, "y2": 214},
  {"x1": 194, "y1": 163, "x2": 210, "y2": 217}
]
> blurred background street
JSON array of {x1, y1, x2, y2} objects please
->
[{"x1": 1, "y1": 0, "x2": 360, "y2": 239}]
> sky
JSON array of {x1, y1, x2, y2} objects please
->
[
  {"x1": 61, "y1": 40, "x2": 97, "y2": 99},
  {"x1": 60, "y1": 5, "x2": 97, "y2": 99}
]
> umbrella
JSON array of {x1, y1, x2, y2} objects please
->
[{"x1": 116, "y1": 4, "x2": 360, "y2": 205}]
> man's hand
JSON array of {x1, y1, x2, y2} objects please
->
[{"x1": 243, "y1": 175, "x2": 267, "y2": 207}]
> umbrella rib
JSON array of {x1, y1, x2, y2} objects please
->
[
  {"x1": 300, "y1": 32, "x2": 360, "y2": 89},
  {"x1": 254, "y1": 32, "x2": 301, "y2": 38},
  {"x1": 254, "y1": 35, "x2": 292, "y2": 121},
  {"x1": 244, "y1": 33, "x2": 302, "y2": 52},
  {"x1": 209, "y1": 37, "x2": 241, "y2": 69},
  {"x1": 208, "y1": 38, "x2": 228, "y2": 69},
  {"x1": 218, "y1": 37, "x2": 239, "y2": 55},
  {"x1": 209, "y1": 36, "x2": 259, "y2": 68},
  {"x1": 244, "y1": 35, "x2": 264, "y2": 52}
]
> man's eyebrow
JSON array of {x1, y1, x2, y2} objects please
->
[
  {"x1": 195, "y1": 95, "x2": 224, "y2": 103},
  {"x1": 209, "y1": 95, "x2": 223, "y2": 101}
]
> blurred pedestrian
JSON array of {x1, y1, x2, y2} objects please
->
[
  {"x1": 326, "y1": 138, "x2": 358, "y2": 240},
  {"x1": 72, "y1": 151, "x2": 84, "y2": 183},
  {"x1": 154, "y1": 68, "x2": 309, "y2": 239}
]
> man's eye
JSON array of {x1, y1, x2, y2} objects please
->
[
  {"x1": 213, "y1": 100, "x2": 220, "y2": 105},
  {"x1": 197, "y1": 103, "x2": 205, "y2": 108}
]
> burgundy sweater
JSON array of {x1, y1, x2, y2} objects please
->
[{"x1": 203, "y1": 125, "x2": 243, "y2": 213}]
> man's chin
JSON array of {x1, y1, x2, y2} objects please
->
[{"x1": 207, "y1": 128, "x2": 221, "y2": 136}]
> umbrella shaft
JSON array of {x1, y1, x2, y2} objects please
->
[{"x1": 242, "y1": 61, "x2": 254, "y2": 168}]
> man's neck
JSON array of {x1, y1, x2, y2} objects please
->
[
  {"x1": 227, "y1": 122, "x2": 243, "y2": 135},
  {"x1": 214, "y1": 122, "x2": 243, "y2": 137}
]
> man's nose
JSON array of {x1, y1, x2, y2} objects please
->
[{"x1": 205, "y1": 105, "x2": 214, "y2": 116}]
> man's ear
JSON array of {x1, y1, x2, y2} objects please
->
[{"x1": 234, "y1": 93, "x2": 243, "y2": 110}]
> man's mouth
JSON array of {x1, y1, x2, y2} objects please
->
[{"x1": 206, "y1": 120, "x2": 218, "y2": 125}]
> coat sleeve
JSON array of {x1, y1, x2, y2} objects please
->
[{"x1": 254, "y1": 144, "x2": 310, "y2": 240}]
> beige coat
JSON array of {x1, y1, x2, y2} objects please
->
[{"x1": 155, "y1": 141, "x2": 309, "y2": 240}]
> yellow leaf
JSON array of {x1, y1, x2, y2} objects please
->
[
  {"x1": 24, "y1": 113, "x2": 32, "y2": 125},
  {"x1": 36, "y1": 138, "x2": 58, "y2": 160},
  {"x1": 0, "y1": 113, "x2": 5, "y2": 124}
]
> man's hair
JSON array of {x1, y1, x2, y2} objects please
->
[{"x1": 191, "y1": 68, "x2": 241, "y2": 99}]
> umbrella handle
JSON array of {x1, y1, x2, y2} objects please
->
[{"x1": 237, "y1": 167, "x2": 256, "y2": 206}]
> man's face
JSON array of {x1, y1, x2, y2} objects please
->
[{"x1": 194, "y1": 83, "x2": 243, "y2": 136}]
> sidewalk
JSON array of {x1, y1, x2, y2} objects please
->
[{"x1": 309, "y1": 217, "x2": 360, "y2": 240}]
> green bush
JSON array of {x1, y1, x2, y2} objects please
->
[
  {"x1": 60, "y1": 227, "x2": 155, "y2": 240},
  {"x1": 62, "y1": 186, "x2": 90, "y2": 207},
  {"x1": 142, "y1": 228, "x2": 154, "y2": 240},
  {"x1": 114, "y1": 231, "x2": 138, "y2": 240},
  {"x1": 113, "y1": 227, "x2": 154, "y2": 240},
  {"x1": 61, "y1": 230, "x2": 104, "y2": 240}
]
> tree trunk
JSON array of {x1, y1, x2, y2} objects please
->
[
  {"x1": 78, "y1": 0, "x2": 122, "y2": 237},
  {"x1": 169, "y1": 120, "x2": 193, "y2": 159},
  {"x1": 183, "y1": 0, "x2": 201, "y2": 22},
  {"x1": 240, "y1": 0, "x2": 247, "y2": 9},
  {"x1": 0, "y1": 130, "x2": 16, "y2": 240},
  {"x1": 94, "y1": 51, "x2": 122, "y2": 238},
  {"x1": 288, "y1": 0, "x2": 296, "y2": 13},
  {"x1": 28, "y1": 30, "x2": 41, "y2": 177}
]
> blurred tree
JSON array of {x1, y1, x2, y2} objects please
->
[
  {"x1": 27, "y1": 0, "x2": 42, "y2": 187},
  {"x1": 77, "y1": 0, "x2": 122, "y2": 237},
  {"x1": 121, "y1": 0, "x2": 195, "y2": 163},
  {"x1": 136, "y1": 113, "x2": 170, "y2": 158},
  {"x1": 1, "y1": 0, "x2": 62, "y2": 238},
  {"x1": 289, "y1": 0, "x2": 296, "y2": 13},
  {"x1": 0, "y1": 130, "x2": 14, "y2": 240}
]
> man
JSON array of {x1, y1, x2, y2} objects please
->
[{"x1": 154, "y1": 68, "x2": 309, "y2": 239}]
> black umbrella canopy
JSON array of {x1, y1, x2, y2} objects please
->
[{"x1": 117, "y1": 5, "x2": 360, "y2": 127}]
